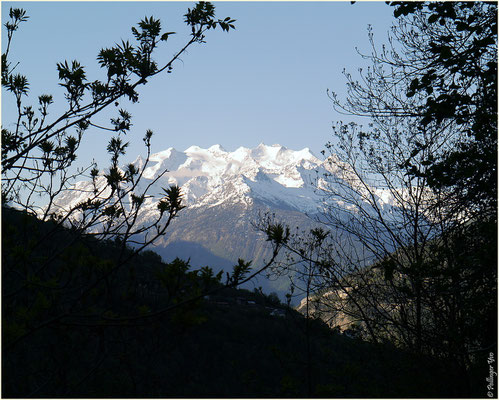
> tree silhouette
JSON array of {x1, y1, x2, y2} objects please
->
[
  {"x1": 264, "y1": 3, "x2": 497, "y2": 395},
  {"x1": 0, "y1": 4, "x2": 274, "y2": 396},
  {"x1": 331, "y1": 1, "x2": 497, "y2": 220}
]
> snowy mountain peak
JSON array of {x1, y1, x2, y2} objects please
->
[
  {"x1": 208, "y1": 144, "x2": 227, "y2": 153},
  {"x1": 251, "y1": 143, "x2": 285, "y2": 161},
  {"x1": 143, "y1": 147, "x2": 188, "y2": 179},
  {"x1": 135, "y1": 143, "x2": 328, "y2": 212},
  {"x1": 56, "y1": 143, "x2": 396, "y2": 221}
]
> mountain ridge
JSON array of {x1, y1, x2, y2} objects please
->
[
  {"x1": 51, "y1": 143, "x2": 396, "y2": 297},
  {"x1": 134, "y1": 142, "x2": 325, "y2": 212}
]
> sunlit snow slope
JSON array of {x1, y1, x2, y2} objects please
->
[{"x1": 131, "y1": 143, "x2": 326, "y2": 213}]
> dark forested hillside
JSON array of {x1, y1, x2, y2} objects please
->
[{"x1": 2, "y1": 206, "x2": 471, "y2": 398}]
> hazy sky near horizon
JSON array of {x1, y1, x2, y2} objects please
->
[{"x1": 2, "y1": 1, "x2": 396, "y2": 169}]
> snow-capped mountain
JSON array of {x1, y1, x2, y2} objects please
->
[
  {"x1": 53, "y1": 143, "x2": 398, "y2": 297},
  {"x1": 131, "y1": 143, "x2": 327, "y2": 213}
]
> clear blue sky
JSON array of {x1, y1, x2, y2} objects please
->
[{"x1": 2, "y1": 1, "x2": 396, "y2": 169}]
